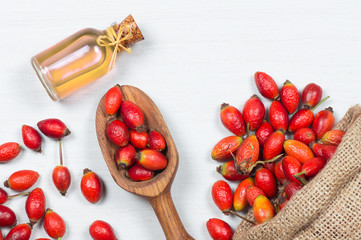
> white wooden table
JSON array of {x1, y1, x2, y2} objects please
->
[{"x1": 0, "y1": 1, "x2": 360, "y2": 239}]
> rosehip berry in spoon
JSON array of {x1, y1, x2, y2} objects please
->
[
  {"x1": 321, "y1": 129, "x2": 345, "y2": 146},
  {"x1": 127, "y1": 165, "x2": 154, "y2": 181},
  {"x1": 235, "y1": 135, "x2": 259, "y2": 176},
  {"x1": 5, "y1": 223, "x2": 32, "y2": 240},
  {"x1": 22, "y1": 125, "x2": 42, "y2": 153},
  {"x1": 104, "y1": 84, "x2": 123, "y2": 115},
  {"x1": 322, "y1": 144, "x2": 337, "y2": 162},
  {"x1": 44, "y1": 209, "x2": 66, "y2": 239},
  {"x1": 211, "y1": 136, "x2": 243, "y2": 161},
  {"x1": 206, "y1": 218, "x2": 233, "y2": 240},
  {"x1": 106, "y1": 120, "x2": 129, "y2": 147},
  {"x1": 0, "y1": 142, "x2": 21, "y2": 163},
  {"x1": 52, "y1": 140, "x2": 71, "y2": 196},
  {"x1": 263, "y1": 130, "x2": 285, "y2": 161},
  {"x1": 25, "y1": 188, "x2": 46, "y2": 226},
  {"x1": 284, "y1": 139, "x2": 314, "y2": 164},
  {"x1": 81, "y1": 169, "x2": 103, "y2": 203},
  {"x1": 242, "y1": 95, "x2": 265, "y2": 131},
  {"x1": 4, "y1": 170, "x2": 39, "y2": 192},
  {"x1": 312, "y1": 107, "x2": 335, "y2": 140},
  {"x1": 89, "y1": 220, "x2": 118, "y2": 240},
  {"x1": 288, "y1": 96, "x2": 329, "y2": 133},
  {"x1": 233, "y1": 177, "x2": 254, "y2": 211},
  {"x1": 269, "y1": 100, "x2": 289, "y2": 131},
  {"x1": 148, "y1": 130, "x2": 166, "y2": 151},
  {"x1": 253, "y1": 195, "x2": 275, "y2": 224},
  {"x1": 293, "y1": 128, "x2": 316, "y2": 145},
  {"x1": 294, "y1": 157, "x2": 326, "y2": 179},
  {"x1": 0, "y1": 205, "x2": 17, "y2": 227},
  {"x1": 246, "y1": 186, "x2": 266, "y2": 206},
  {"x1": 255, "y1": 168, "x2": 277, "y2": 198},
  {"x1": 37, "y1": 119, "x2": 70, "y2": 140},
  {"x1": 211, "y1": 180, "x2": 233, "y2": 215},
  {"x1": 282, "y1": 156, "x2": 307, "y2": 185},
  {"x1": 220, "y1": 103, "x2": 246, "y2": 137},
  {"x1": 0, "y1": 187, "x2": 29, "y2": 204},
  {"x1": 217, "y1": 160, "x2": 249, "y2": 181},
  {"x1": 129, "y1": 130, "x2": 148, "y2": 149},
  {"x1": 254, "y1": 72, "x2": 279, "y2": 100},
  {"x1": 120, "y1": 100, "x2": 145, "y2": 131},
  {"x1": 302, "y1": 83, "x2": 323, "y2": 109},
  {"x1": 280, "y1": 80, "x2": 299, "y2": 114},
  {"x1": 136, "y1": 149, "x2": 167, "y2": 171},
  {"x1": 115, "y1": 144, "x2": 136, "y2": 168},
  {"x1": 255, "y1": 120, "x2": 273, "y2": 147},
  {"x1": 283, "y1": 182, "x2": 303, "y2": 200}
]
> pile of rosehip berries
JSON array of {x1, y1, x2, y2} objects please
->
[
  {"x1": 206, "y1": 72, "x2": 345, "y2": 240},
  {"x1": 104, "y1": 84, "x2": 167, "y2": 181},
  {"x1": 0, "y1": 120, "x2": 118, "y2": 239}
]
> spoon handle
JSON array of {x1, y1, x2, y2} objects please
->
[{"x1": 148, "y1": 190, "x2": 194, "y2": 240}]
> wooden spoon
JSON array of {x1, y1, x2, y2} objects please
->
[{"x1": 95, "y1": 85, "x2": 194, "y2": 240}]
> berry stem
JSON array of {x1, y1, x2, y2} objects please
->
[
  {"x1": 8, "y1": 191, "x2": 30, "y2": 199},
  {"x1": 293, "y1": 171, "x2": 306, "y2": 177},
  {"x1": 311, "y1": 96, "x2": 330, "y2": 112},
  {"x1": 229, "y1": 210, "x2": 256, "y2": 225},
  {"x1": 59, "y1": 139, "x2": 63, "y2": 166}
]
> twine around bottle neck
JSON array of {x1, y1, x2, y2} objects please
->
[{"x1": 96, "y1": 25, "x2": 132, "y2": 70}]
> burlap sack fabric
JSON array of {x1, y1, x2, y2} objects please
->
[{"x1": 233, "y1": 105, "x2": 361, "y2": 240}]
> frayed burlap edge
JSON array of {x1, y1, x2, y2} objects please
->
[{"x1": 233, "y1": 104, "x2": 361, "y2": 240}]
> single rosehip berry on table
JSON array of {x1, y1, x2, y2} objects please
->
[
  {"x1": 293, "y1": 128, "x2": 316, "y2": 145},
  {"x1": 37, "y1": 118, "x2": 70, "y2": 140},
  {"x1": 255, "y1": 120, "x2": 273, "y2": 147},
  {"x1": 211, "y1": 136, "x2": 243, "y2": 162},
  {"x1": 0, "y1": 205, "x2": 17, "y2": 227},
  {"x1": 312, "y1": 107, "x2": 335, "y2": 140},
  {"x1": 233, "y1": 177, "x2": 255, "y2": 211},
  {"x1": 43, "y1": 209, "x2": 66, "y2": 239},
  {"x1": 89, "y1": 220, "x2": 118, "y2": 240},
  {"x1": 0, "y1": 142, "x2": 21, "y2": 163},
  {"x1": 206, "y1": 218, "x2": 233, "y2": 240},
  {"x1": 269, "y1": 100, "x2": 289, "y2": 131},
  {"x1": 81, "y1": 169, "x2": 103, "y2": 204},
  {"x1": 280, "y1": 80, "x2": 299, "y2": 114},
  {"x1": 4, "y1": 170, "x2": 39, "y2": 192},
  {"x1": 220, "y1": 103, "x2": 246, "y2": 137},
  {"x1": 22, "y1": 125, "x2": 42, "y2": 153},
  {"x1": 5, "y1": 223, "x2": 32, "y2": 240},
  {"x1": 25, "y1": 188, "x2": 46, "y2": 226},
  {"x1": 302, "y1": 83, "x2": 323, "y2": 109},
  {"x1": 211, "y1": 180, "x2": 233, "y2": 214},
  {"x1": 217, "y1": 160, "x2": 249, "y2": 181},
  {"x1": 242, "y1": 95, "x2": 265, "y2": 131},
  {"x1": 254, "y1": 72, "x2": 279, "y2": 100}
]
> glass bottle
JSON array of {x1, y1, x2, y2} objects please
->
[{"x1": 31, "y1": 14, "x2": 144, "y2": 101}]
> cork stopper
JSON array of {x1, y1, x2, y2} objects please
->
[{"x1": 113, "y1": 14, "x2": 144, "y2": 48}]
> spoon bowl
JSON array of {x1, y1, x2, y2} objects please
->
[{"x1": 96, "y1": 85, "x2": 193, "y2": 240}]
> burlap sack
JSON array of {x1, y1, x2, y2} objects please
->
[{"x1": 234, "y1": 105, "x2": 361, "y2": 240}]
